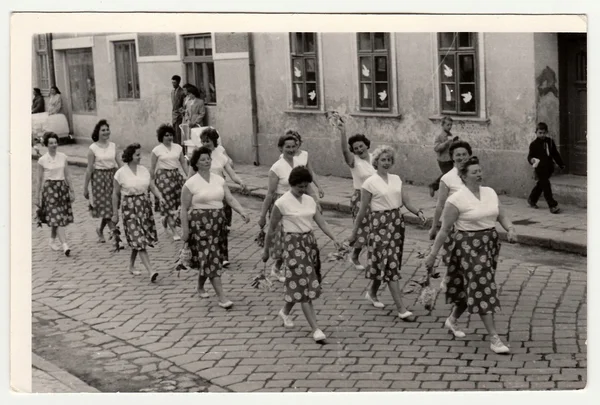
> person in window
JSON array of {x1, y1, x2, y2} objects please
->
[
  {"x1": 425, "y1": 156, "x2": 517, "y2": 354},
  {"x1": 180, "y1": 147, "x2": 250, "y2": 308},
  {"x1": 183, "y1": 84, "x2": 206, "y2": 128},
  {"x1": 47, "y1": 86, "x2": 63, "y2": 115},
  {"x1": 36, "y1": 132, "x2": 74, "y2": 256},
  {"x1": 112, "y1": 143, "x2": 165, "y2": 282},
  {"x1": 32, "y1": 88, "x2": 45, "y2": 114},
  {"x1": 171, "y1": 75, "x2": 186, "y2": 145},
  {"x1": 262, "y1": 166, "x2": 341, "y2": 342},
  {"x1": 348, "y1": 145, "x2": 427, "y2": 322}
]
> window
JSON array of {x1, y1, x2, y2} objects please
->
[
  {"x1": 65, "y1": 48, "x2": 96, "y2": 113},
  {"x1": 438, "y1": 32, "x2": 478, "y2": 115},
  {"x1": 182, "y1": 34, "x2": 217, "y2": 104},
  {"x1": 114, "y1": 41, "x2": 140, "y2": 99},
  {"x1": 290, "y1": 33, "x2": 319, "y2": 109},
  {"x1": 357, "y1": 33, "x2": 391, "y2": 111},
  {"x1": 34, "y1": 34, "x2": 54, "y2": 92}
]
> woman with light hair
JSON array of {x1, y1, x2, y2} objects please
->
[{"x1": 349, "y1": 145, "x2": 427, "y2": 322}]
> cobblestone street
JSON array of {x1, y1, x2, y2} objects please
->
[{"x1": 31, "y1": 163, "x2": 587, "y2": 392}]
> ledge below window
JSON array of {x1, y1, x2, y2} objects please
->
[
  {"x1": 429, "y1": 114, "x2": 490, "y2": 125},
  {"x1": 284, "y1": 109, "x2": 325, "y2": 115},
  {"x1": 349, "y1": 111, "x2": 402, "y2": 119}
]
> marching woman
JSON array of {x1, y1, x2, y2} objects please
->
[
  {"x1": 348, "y1": 145, "x2": 426, "y2": 322},
  {"x1": 198, "y1": 127, "x2": 247, "y2": 267},
  {"x1": 150, "y1": 123, "x2": 188, "y2": 241},
  {"x1": 425, "y1": 156, "x2": 517, "y2": 354},
  {"x1": 262, "y1": 166, "x2": 340, "y2": 342},
  {"x1": 83, "y1": 119, "x2": 122, "y2": 243},
  {"x1": 112, "y1": 143, "x2": 165, "y2": 282},
  {"x1": 36, "y1": 132, "x2": 74, "y2": 256},
  {"x1": 279, "y1": 130, "x2": 325, "y2": 199},
  {"x1": 181, "y1": 147, "x2": 250, "y2": 308},
  {"x1": 335, "y1": 122, "x2": 375, "y2": 270}
]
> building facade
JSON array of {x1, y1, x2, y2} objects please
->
[{"x1": 32, "y1": 32, "x2": 587, "y2": 198}]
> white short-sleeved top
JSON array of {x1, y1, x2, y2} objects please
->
[
  {"x1": 152, "y1": 143, "x2": 183, "y2": 171},
  {"x1": 39, "y1": 152, "x2": 67, "y2": 181},
  {"x1": 185, "y1": 172, "x2": 225, "y2": 210},
  {"x1": 90, "y1": 142, "x2": 118, "y2": 170},
  {"x1": 275, "y1": 191, "x2": 316, "y2": 233},
  {"x1": 440, "y1": 167, "x2": 464, "y2": 197},
  {"x1": 362, "y1": 174, "x2": 403, "y2": 211},
  {"x1": 279, "y1": 150, "x2": 308, "y2": 167},
  {"x1": 270, "y1": 158, "x2": 299, "y2": 195},
  {"x1": 114, "y1": 165, "x2": 151, "y2": 196},
  {"x1": 215, "y1": 145, "x2": 226, "y2": 155},
  {"x1": 446, "y1": 186, "x2": 499, "y2": 231},
  {"x1": 349, "y1": 153, "x2": 375, "y2": 189},
  {"x1": 210, "y1": 150, "x2": 229, "y2": 178}
]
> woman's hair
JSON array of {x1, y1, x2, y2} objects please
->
[
  {"x1": 277, "y1": 134, "x2": 299, "y2": 149},
  {"x1": 33, "y1": 88, "x2": 42, "y2": 96},
  {"x1": 189, "y1": 146, "x2": 213, "y2": 172},
  {"x1": 122, "y1": 143, "x2": 141, "y2": 163},
  {"x1": 183, "y1": 84, "x2": 201, "y2": 98},
  {"x1": 50, "y1": 86, "x2": 61, "y2": 95},
  {"x1": 288, "y1": 166, "x2": 313, "y2": 186},
  {"x1": 441, "y1": 116, "x2": 453, "y2": 125},
  {"x1": 43, "y1": 132, "x2": 59, "y2": 146},
  {"x1": 371, "y1": 145, "x2": 395, "y2": 169},
  {"x1": 348, "y1": 134, "x2": 371, "y2": 153},
  {"x1": 458, "y1": 156, "x2": 480, "y2": 179},
  {"x1": 200, "y1": 127, "x2": 220, "y2": 147},
  {"x1": 285, "y1": 129, "x2": 302, "y2": 146},
  {"x1": 91, "y1": 119, "x2": 109, "y2": 142},
  {"x1": 449, "y1": 140, "x2": 473, "y2": 158},
  {"x1": 156, "y1": 123, "x2": 175, "y2": 142}
]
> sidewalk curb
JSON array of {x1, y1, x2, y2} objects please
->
[
  {"x1": 32, "y1": 154, "x2": 587, "y2": 256},
  {"x1": 32, "y1": 353, "x2": 100, "y2": 393}
]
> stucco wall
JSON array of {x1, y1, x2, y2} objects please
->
[{"x1": 534, "y1": 33, "x2": 560, "y2": 144}]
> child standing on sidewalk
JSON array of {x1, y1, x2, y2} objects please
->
[
  {"x1": 527, "y1": 122, "x2": 565, "y2": 214},
  {"x1": 429, "y1": 117, "x2": 459, "y2": 197}
]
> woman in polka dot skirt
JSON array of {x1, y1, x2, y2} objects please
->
[
  {"x1": 425, "y1": 156, "x2": 517, "y2": 354},
  {"x1": 262, "y1": 166, "x2": 340, "y2": 342}
]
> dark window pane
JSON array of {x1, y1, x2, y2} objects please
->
[
  {"x1": 295, "y1": 32, "x2": 303, "y2": 54},
  {"x1": 375, "y1": 83, "x2": 389, "y2": 109},
  {"x1": 195, "y1": 63, "x2": 204, "y2": 96},
  {"x1": 306, "y1": 82, "x2": 318, "y2": 107},
  {"x1": 459, "y1": 83, "x2": 476, "y2": 113},
  {"x1": 439, "y1": 32, "x2": 456, "y2": 49},
  {"x1": 66, "y1": 48, "x2": 96, "y2": 113},
  {"x1": 360, "y1": 56, "x2": 372, "y2": 80},
  {"x1": 439, "y1": 54, "x2": 455, "y2": 81},
  {"x1": 204, "y1": 36, "x2": 212, "y2": 49},
  {"x1": 459, "y1": 54, "x2": 475, "y2": 82},
  {"x1": 360, "y1": 83, "x2": 373, "y2": 108},
  {"x1": 207, "y1": 62, "x2": 216, "y2": 103},
  {"x1": 458, "y1": 32, "x2": 473, "y2": 48},
  {"x1": 374, "y1": 33, "x2": 387, "y2": 50},
  {"x1": 304, "y1": 33, "x2": 316, "y2": 53},
  {"x1": 185, "y1": 38, "x2": 194, "y2": 56},
  {"x1": 293, "y1": 83, "x2": 304, "y2": 106},
  {"x1": 441, "y1": 83, "x2": 456, "y2": 112},
  {"x1": 305, "y1": 58, "x2": 316, "y2": 82},
  {"x1": 358, "y1": 33, "x2": 371, "y2": 51},
  {"x1": 375, "y1": 56, "x2": 388, "y2": 81},
  {"x1": 292, "y1": 58, "x2": 304, "y2": 80},
  {"x1": 185, "y1": 63, "x2": 194, "y2": 86}
]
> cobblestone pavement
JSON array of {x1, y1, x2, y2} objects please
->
[{"x1": 31, "y1": 163, "x2": 587, "y2": 392}]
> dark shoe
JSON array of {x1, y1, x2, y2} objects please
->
[
  {"x1": 527, "y1": 198, "x2": 538, "y2": 209},
  {"x1": 428, "y1": 185, "x2": 435, "y2": 198},
  {"x1": 550, "y1": 206, "x2": 561, "y2": 214}
]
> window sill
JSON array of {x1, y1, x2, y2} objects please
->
[
  {"x1": 350, "y1": 111, "x2": 402, "y2": 119},
  {"x1": 72, "y1": 111, "x2": 97, "y2": 116},
  {"x1": 116, "y1": 99, "x2": 141, "y2": 103},
  {"x1": 429, "y1": 114, "x2": 490, "y2": 125},
  {"x1": 284, "y1": 109, "x2": 325, "y2": 115}
]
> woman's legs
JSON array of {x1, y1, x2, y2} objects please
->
[
  {"x1": 351, "y1": 247, "x2": 362, "y2": 264},
  {"x1": 450, "y1": 301, "x2": 468, "y2": 321},
  {"x1": 55, "y1": 226, "x2": 67, "y2": 244},
  {"x1": 138, "y1": 249, "x2": 158, "y2": 281},
  {"x1": 480, "y1": 313, "x2": 499, "y2": 337},
  {"x1": 128, "y1": 250, "x2": 141, "y2": 275},
  {"x1": 197, "y1": 274, "x2": 207, "y2": 295},
  {"x1": 50, "y1": 227, "x2": 57, "y2": 239},
  {"x1": 300, "y1": 301, "x2": 319, "y2": 332},
  {"x1": 369, "y1": 279, "x2": 382, "y2": 300},
  {"x1": 209, "y1": 276, "x2": 229, "y2": 304},
  {"x1": 387, "y1": 280, "x2": 409, "y2": 314}
]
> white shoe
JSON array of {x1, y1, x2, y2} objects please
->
[
  {"x1": 349, "y1": 257, "x2": 365, "y2": 271},
  {"x1": 313, "y1": 329, "x2": 326, "y2": 342},
  {"x1": 173, "y1": 234, "x2": 181, "y2": 241},
  {"x1": 48, "y1": 238, "x2": 60, "y2": 251},
  {"x1": 222, "y1": 260, "x2": 230, "y2": 268},
  {"x1": 278, "y1": 309, "x2": 295, "y2": 328},
  {"x1": 445, "y1": 317, "x2": 466, "y2": 338},
  {"x1": 365, "y1": 291, "x2": 385, "y2": 308},
  {"x1": 62, "y1": 243, "x2": 71, "y2": 257},
  {"x1": 218, "y1": 300, "x2": 233, "y2": 309},
  {"x1": 490, "y1": 336, "x2": 510, "y2": 354},
  {"x1": 271, "y1": 264, "x2": 285, "y2": 283}
]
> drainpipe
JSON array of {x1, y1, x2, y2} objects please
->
[{"x1": 248, "y1": 33, "x2": 260, "y2": 166}]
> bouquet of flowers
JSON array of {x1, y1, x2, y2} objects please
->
[
  {"x1": 250, "y1": 262, "x2": 274, "y2": 291},
  {"x1": 254, "y1": 226, "x2": 266, "y2": 248},
  {"x1": 110, "y1": 225, "x2": 125, "y2": 253},
  {"x1": 325, "y1": 110, "x2": 345, "y2": 129},
  {"x1": 175, "y1": 243, "x2": 193, "y2": 277},
  {"x1": 35, "y1": 203, "x2": 47, "y2": 228},
  {"x1": 326, "y1": 241, "x2": 352, "y2": 262}
]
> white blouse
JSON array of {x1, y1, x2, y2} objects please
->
[
  {"x1": 210, "y1": 150, "x2": 229, "y2": 178},
  {"x1": 362, "y1": 174, "x2": 404, "y2": 212},
  {"x1": 114, "y1": 165, "x2": 151, "y2": 196},
  {"x1": 279, "y1": 150, "x2": 308, "y2": 167},
  {"x1": 185, "y1": 172, "x2": 225, "y2": 210},
  {"x1": 349, "y1": 153, "x2": 375, "y2": 190},
  {"x1": 440, "y1": 167, "x2": 465, "y2": 197},
  {"x1": 446, "y1": 186, "x2": 500, "y2": 231},
  {"x1": 270, "y1": 158, "x2": 299, "y2": 195},
  {"x1": 90, "y1": 142, "x2": 118, "y2": 170},
  {"x1": 275, "y1": 191, "x2": 316, "y2": 233},
  {"x1": 152, "y1": 143, "x2": 183, "y2": 171},
  {"x1": 39, "y1": 152, "x2": 67, "y2": 181}
]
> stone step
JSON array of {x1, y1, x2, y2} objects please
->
[{"x1": 553, "y1": 174, "x2": 587, "y2": 208}]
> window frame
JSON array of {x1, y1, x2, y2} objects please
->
[
  {"x1": 34, "y1": 34, "x2": 54, "y2": 94},
  {"x1": 437, "y1": 32, "x2": 479, "y2": 117},
  {"x1": 182, "y1": 33, "x2": 217, "y2": 105},
  {"x1": 356, "y1": 32, "x2": 392, "y2": 112},
  {"x1": 289, "y1": 32, "x2": 320, "y2": 110},
  {"x1": 113, "y1": 40, "x2": 140, "y2": 100},
  {"x1": 64, "y1": 47, "x2": 97, "y2": 114}
]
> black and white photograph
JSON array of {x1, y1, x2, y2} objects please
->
[{"x1": 11, "y1": 11, "x2": 590, "y2": 397}]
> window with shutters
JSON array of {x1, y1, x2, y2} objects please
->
[
  {"x1": 357, "y1": 33, "x2": 391, "y2": 112},
  {"x1": 290, "y1": 32, "x2": 320, "y2": 109},
  {"x1": 114, "y1": 41, "x2": 140, "y2": 99}
]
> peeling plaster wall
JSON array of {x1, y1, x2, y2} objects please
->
[{"x1": 534, "y1": 33, "x2": 560, "y2": 145}]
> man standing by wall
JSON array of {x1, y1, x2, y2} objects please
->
[{"x1": 171, "y1": 75, "x2": 186, "y2": 145}]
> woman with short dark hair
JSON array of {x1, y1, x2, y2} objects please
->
[
  {"x1": 47, "y1": 86, "x2": 63, "y2": 115},
  {"x1": 32, "y1": 88, "x2": 45, "y2": 114},
  {"x1": 183, "y1": 84, "x2": 205, "y2": 128}
]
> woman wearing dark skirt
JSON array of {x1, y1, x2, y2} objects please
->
[
  {"x1": 84, "y1": 119, "x2": 122, "y2": 243},
  {"x1": 112, "y1": 143, "x2": 165, "y2": 282},
  {"x1": 262, "y1": 166, "x2": 340, "y2": 342},
  {"x1": 349, "y1": 145, "x2": 427, "y2": 322},
  {"x1": 425, "y1": 156, "x2": 517, "y2": 354},
  {"x1": 36, "y1": 132, "x2": 74, "y2": 256},
  {"x1": 181, "y1": 147, "x2": 250, "y2": 308},
  {"x1": 150, "y1": 123, "x2": 188, "y2": 241}
]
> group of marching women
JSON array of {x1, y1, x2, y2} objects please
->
[{"x1": 36, "y1": 116, "x2": 517, "y2": 353}]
